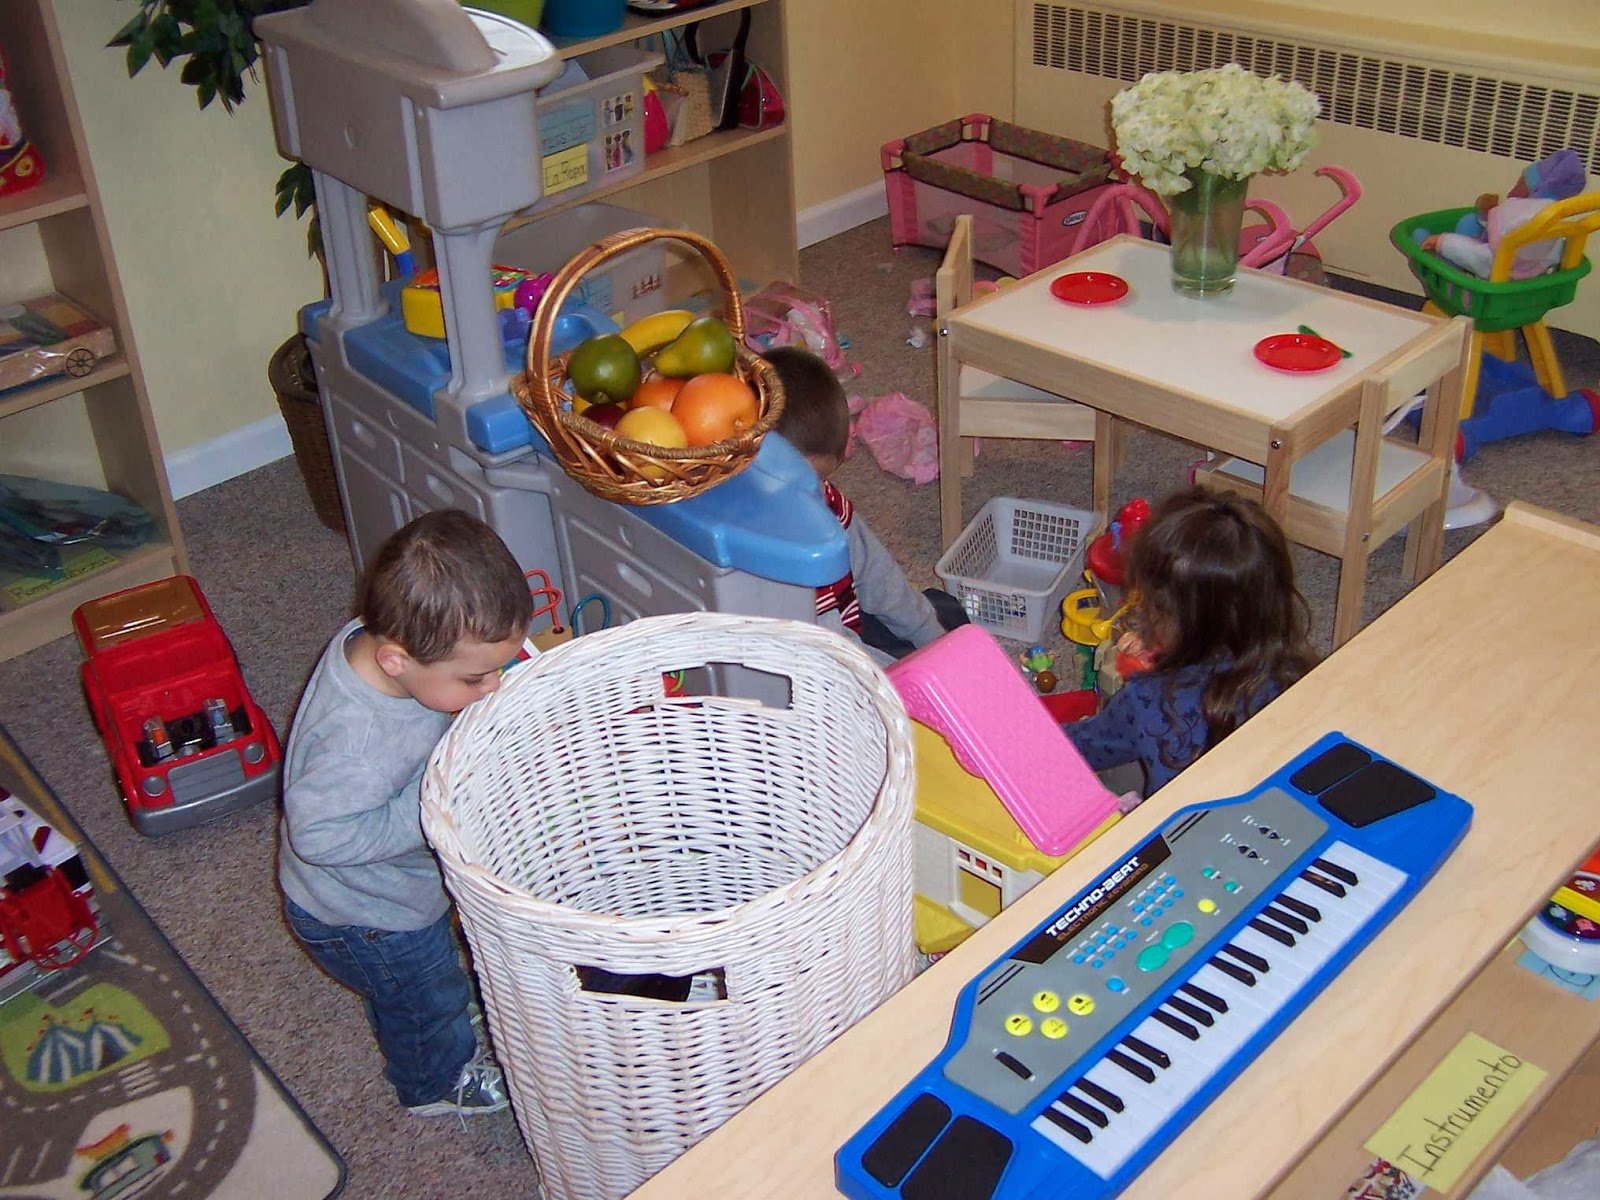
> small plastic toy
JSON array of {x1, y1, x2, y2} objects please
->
[
  {"x1": 1085, "y1": 496, "x2": 1150, "y2": 603},
  {"x1": 0, "y1": 784, "x2": 100, "y2": 1002},
  {"x1": 74, "y1": 576, "x2": 281, "y2": 836}
]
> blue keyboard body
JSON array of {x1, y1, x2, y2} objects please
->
[{"x1": 836, "y1": 733, "x2": 1472, "y2": 1200}]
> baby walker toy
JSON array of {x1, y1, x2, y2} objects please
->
[{"x1": 1391, "y1": 190, "x2": 1600, "y2": 467}]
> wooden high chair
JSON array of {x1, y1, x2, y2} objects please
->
[
  {"x1": 936, "y1": 214, "x2": 1097, "y2": 546},
  {"x1": 1194, "y1": 314, "x2": 1473, "y2": 647}
]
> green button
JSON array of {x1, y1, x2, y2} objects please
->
[
  {"x1": 1136, "y1": 944, "x2": 1169, "y2": 972},
  {"x1": 1224, "y1": 880, "x2": 1241, "y2": 893},
  {"x1": 1162, "y1": 921, "x2": 1195, "y2": 949}
]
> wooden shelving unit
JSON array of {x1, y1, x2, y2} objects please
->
[
  {"x1": 511, "y1": 0, "x2": 800, "y2": 292},
  {"x1": 0, "y1": 0, "x2": 186, "y2": 661}
]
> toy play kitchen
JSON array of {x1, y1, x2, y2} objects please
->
[{"x1": 256, "y1": 0, "x2": 844, "y2": 689}]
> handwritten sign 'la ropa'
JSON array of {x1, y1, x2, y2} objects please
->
[{"x1": 1364, "y1": 1032, "x2": 1546, "y2": 1194}]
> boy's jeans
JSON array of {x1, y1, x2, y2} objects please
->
[{"x1": 285, "y1": 899, "x2": 475, "y2": 1107}]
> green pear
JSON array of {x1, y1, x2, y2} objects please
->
[{"x1": 653, "y1": 316, "x2": 737, "y2": 378}]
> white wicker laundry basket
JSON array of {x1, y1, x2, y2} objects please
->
[{"x1": 421, "y1": 613, "x2": 917, "y2": 1200}]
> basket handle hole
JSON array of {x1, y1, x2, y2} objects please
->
[
  {"x1": 666, "y1": 663, "x2": 793, "y2": 710},
  {"x1": 575, "y1": 964, "x2": 727, "y2": 1004}
]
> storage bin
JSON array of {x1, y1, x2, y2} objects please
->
[
  {"x1": 496, "y1": 202, "x2": 681, "y2": 327},
  {"x1": 540, "y1": 0, "x2": 625, "y2": 38},
  {"x1": 531, "y1": 45, "x2": 662, "y2": 215},
  {"x1": 937, "y1": 497, "x2": 1096, "y2": 643},
  {"x1": 421, "y1": 612, "x2": 917, "y2": 1200}
]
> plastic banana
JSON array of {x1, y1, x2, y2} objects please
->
[{"x1": 619, "y1": 309, "x2": 696, "y2": 356}]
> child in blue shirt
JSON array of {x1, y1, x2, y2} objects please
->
[{"x1": 1066, "y1": 487, "x2": 1317, "y2": 804}]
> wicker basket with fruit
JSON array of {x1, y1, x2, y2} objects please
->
[{"x1": 513, "y1": 228, "x2": 785, "y2": 506}]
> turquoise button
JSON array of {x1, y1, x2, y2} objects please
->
[
  {"x1": 1162, "y1": 921, "x2": 1195, "y2": 949},
  {"x1": 1136, "y1": 944, "x2": 1169, "y2": 972},
  {"x1": 1202, "y1": 866, "x2": 1218, "y2": 879},
  {"x1": 1225, "y1": 880, "x2": 1241, "y2": 893}
]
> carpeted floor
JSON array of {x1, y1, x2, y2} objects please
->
[{"x1": 0, "y1": 216, "x2": 1597, "y2": 1199}]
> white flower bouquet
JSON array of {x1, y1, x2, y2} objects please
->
[{"x1": 1110, "y1": 63, "x2": 1322, "y2": 196}]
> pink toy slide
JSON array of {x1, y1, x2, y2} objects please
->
[{"x1": 887, "y1": 625, "x2": 1117, "y2": 855}]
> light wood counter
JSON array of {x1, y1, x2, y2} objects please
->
[{"x1": 628, "y1": 502, "x2": 1600, "y2": 1198}]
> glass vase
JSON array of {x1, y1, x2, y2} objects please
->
[{"x1": 1167, "y1": 169, "x2": 1250, "y2": 297}]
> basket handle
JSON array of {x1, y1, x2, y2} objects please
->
[{"x1": 524, "y1": 228, "x2": 747, "y2": 423}]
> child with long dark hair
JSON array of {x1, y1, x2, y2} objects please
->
[{"x1": 1066, "y1": 486, "x2": 1318, "y2": 805}]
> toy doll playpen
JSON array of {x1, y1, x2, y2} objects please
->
[
  {"x1": 421, "y1": 613, "x2": 916, "y2": 1200},
  {"x1": 883, "y1": 113, "x2": 1116, "y2": 278}
]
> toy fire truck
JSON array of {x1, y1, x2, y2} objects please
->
[
  {"x1": 0, "y1": 785, "x2": 99, "y2": 1002},
  {"x1": 75, "y1": 576, "x2": 281, "y2": 836}
]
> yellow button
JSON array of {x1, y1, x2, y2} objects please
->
[
  {"x1": 1040, "y1": 1017, "x2": 1068, "y2": 1040},
  {"x1": 1005, "y1": 1014, "x2": 1033, "y2": 1036},
  {"x1": 1032, "y1": 990, "x2": 1060, "y2": 1013},
  {"x1": 1067, "y1": 993, "x2": 1095, "y2": 1016},
  {"x1": 1198, "y1": 898, "x2": 1218, "y2": 914}
]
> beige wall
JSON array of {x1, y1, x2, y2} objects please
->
[
  {"x1": 786, "y1": 0, "x2": 1015, "y2": 210},
  {"x1": 47, "y1": 0, "x2": 322, "y2": 463}
]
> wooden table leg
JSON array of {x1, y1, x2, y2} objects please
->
[
  {"x1": 1404, "y1": 321, "x2": 1471, "y2": 583},
  {"x1": 1092, "y1": 410, "x2": 1118, "y2": 517},
  {"x1": 938, "y1": 325, "x2": 962, "y2": 547}
]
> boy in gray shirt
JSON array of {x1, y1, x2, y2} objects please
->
[
  {"x1": 767, "y1": 346, "x2": 966, "y2": 665},
  {"x1": 279, "y1": 510, "x2": 532, "y2": 1117}
]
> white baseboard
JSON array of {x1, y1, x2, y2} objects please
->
[
  {"x1": 165, "y1": 412, "x2": 292, "y2": 500},
  {"x1": 797, "y1": 182, "x2": 888, "y2": 249},
  {"x1": 167, "y1": 189, "x2": 888, "y2": 498}
]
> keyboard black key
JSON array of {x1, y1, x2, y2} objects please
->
[
  {"x1": 1075, "y1": 1077, "x2": 1125, "y2": 1113},
  {"x1": 1276, "y1": 893, "x2": 1321, "y2": 923},
  {"x1": 1167, "y1": 995, "x2": 1215, "y2": 1026},
  {"x1": 1313, "y1": 855, "x2": 1359, "y2": 887},
  {"x1": 1211, "y1": 955, "x2": 1257, "y2": 986},
  {"x1": 1263, "y1": 903, "x2": 1309, "y2": 935},
  {"x1": 902, "y1": 1115, "x2": 1013, "y2": 1200},
  {"x1": 1301, "y1": 868, "x2": 1347, "y2": 898},
  {"x1": 1221, "y1": 943, "x2": 1270, "y2": 973},
  {"x1": 1179, "y1": 982, "x2": 1228, "y2": 1014},
  {"x1": 1107, "y1": 1048, "x2": 1156, "y2": 1084},
  {"x1": 1249, "y1": 917, "x2": 1295, "y2": 947},
  {"x1": 1153, "y1": 1007, "x2": 1199, "y2": 1040},
  {"x1": 862, "y1": 1093, "x2": 952, "y2": 1187},
  {"x1": 1122, "y1": 1034, "x2": 1171, "y2": 1069},
  {"x1": 1041, "y1": 1105, "x2": 1093, "y2": 1144},
  {"x1": 1058, "y1": 1092, "x2": 1109, "y2": 1129}
]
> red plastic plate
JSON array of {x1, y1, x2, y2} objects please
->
[
  {"x1": 1050, "y1": 271, "x2": 1130, "y2": 306},
  {"x1": 1254, "y1": 333, "x2": 1342, "y2": 374}
]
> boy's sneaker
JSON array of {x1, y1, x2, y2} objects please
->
[{"x1": 406, "y1": 1046, "x2": 509, "y2": 1118}]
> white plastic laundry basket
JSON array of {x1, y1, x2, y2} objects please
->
[
  {"x1": 421, "y1": 613, "x2": 916, "y2": 1200},
  {"x1": 937, "y1": 496, "x2": 1096, "y2": 642}
]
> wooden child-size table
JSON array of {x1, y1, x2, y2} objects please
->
[{"x1": 937, "y1": 236, "x2": 1472, "y2": 645}]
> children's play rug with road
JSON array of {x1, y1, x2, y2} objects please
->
[{"x1": 0, "y1": 729, "x2": 344, "y2": 1200}]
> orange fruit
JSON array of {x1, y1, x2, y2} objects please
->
[
  {"x1": 671, "y1": 372, "x2": 760, "y2": 447},
  {"x1": 630, "y1": 375, "x2": 685, "y2": 412},
  {"x1": 614, "y1": 406, "x2": 689, "y2": 479}
]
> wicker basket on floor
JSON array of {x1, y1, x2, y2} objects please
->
[
  {"x1": 511, "y1": 228, "x2": 784, "y2": 506},
  {"x1": 421, "y1": 613, "x2": 916, "y2": 1200}
]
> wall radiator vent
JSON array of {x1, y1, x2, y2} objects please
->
[{"x1": 1029, "y1": 3, "x2": 1599, "y2": 175}]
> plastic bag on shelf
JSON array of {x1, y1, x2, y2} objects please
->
[{"x1": 0, "y1": 475, "x2": 155, "y2": 577}]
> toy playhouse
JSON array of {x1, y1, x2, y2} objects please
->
[
  {"x1": 882, "y1": 113, "x2": 1117, "y2": 278},
  {"x1": 256, "y1": 2, "x2": 848, "y2": 712}
]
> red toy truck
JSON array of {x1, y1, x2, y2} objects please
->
[{"x1": 74, "y1": 576, "x2": 281, "y2": 836}]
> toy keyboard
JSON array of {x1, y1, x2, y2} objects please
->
[{"x1": 836, "y1": 733, "x2": 1472, "y2": 1200}]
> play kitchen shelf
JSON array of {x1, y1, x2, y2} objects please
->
[
  {"x1": 0, "y1": 0, "x2": 186, "y2": 663},
  {"x1": 502, "y1": 0, "x2": 799, "y2": 294}
]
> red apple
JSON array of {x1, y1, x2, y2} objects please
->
[{"x1": 584, "y1": 402, "x2": 627, "y2": 429}]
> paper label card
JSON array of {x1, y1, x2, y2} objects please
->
[{"x1": 1364, "y1": 1032, "x2": 1546, "y2": 1194}]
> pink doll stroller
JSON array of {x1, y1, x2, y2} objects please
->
[{"x1": 1069, "y1": 165, "x2": 1363, "y2": 283}]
